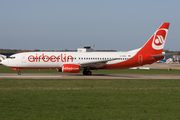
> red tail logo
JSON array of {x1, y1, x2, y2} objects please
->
[{"x1": 152, "y1": 28, "x2": 168, "y2": 50}]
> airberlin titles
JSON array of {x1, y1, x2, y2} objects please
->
[{"x1": 28, "y1": 53, "x2": 74, "y2": 62}]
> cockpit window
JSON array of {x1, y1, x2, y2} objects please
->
[{"x1": 10, "y1": 57, "x2": 15, "y2": 59}]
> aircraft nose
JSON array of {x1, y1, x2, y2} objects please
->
[{"x1": 1, "y1": 59, "x2": 9, "y2": 66}]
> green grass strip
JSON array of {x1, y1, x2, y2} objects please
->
[{"x1": 0, "y1": 79, "x2": 180, "y2": 120}]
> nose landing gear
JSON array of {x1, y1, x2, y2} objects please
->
[
  {"x1": 17, "y1": 71, "x2": 21, "y2": 75},
  {"x1": 11, "y1": 68, "x2": 21, "y2": 75}
]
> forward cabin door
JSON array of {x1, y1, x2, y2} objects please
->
[{"x1": 21, "y1": 55, "x2": 26, "y2": 63}]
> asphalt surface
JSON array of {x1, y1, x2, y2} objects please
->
[
  {"x1": 0, "y1": 63, "x2": 180, "y2": 79},
  {"x1": 0, "y1": 73, "x2": 180, "y2": 79}
]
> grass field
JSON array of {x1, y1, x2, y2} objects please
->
[
  {"x1": 0, "y1": 79, "x2": 180, "y2": 120},
  {"x1": 1, "y1": 64, "x2": 180, "y2": 74}
]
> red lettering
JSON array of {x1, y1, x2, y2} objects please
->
[
  {"x1": 28, "y1": 53, "x2": 74, "y2": 63},
  {"x1": 57, "y1": 55, "x2": 60, "y2": 62},
  {"x1": 50, "y1": 55, "x2": 56, "y2": 62},
  {"x1": 43, "y1": 54, "x2": 49, "y2": 62},
  {"x1": 61, "y1": 54, "x2": 64, "y2": 62},
  {"x1": 39, "y1": 54, "x2": 43, "y2": 62},
  {"x1": 36, "y1": 54, "x2": 38, "y2": 62},
  {"x1": 67, "y1": 55, "x2": 73, "y2": 62},
  {"x1": 28, "y1": 55, "x2": 35, "y2": 62},
  {"x1": 64, "y1": 54, "x2": 66, "y2": 62}
]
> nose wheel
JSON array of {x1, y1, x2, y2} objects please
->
[{"x1": 17, "y1": 71, "x2": 21, "y2": 75}]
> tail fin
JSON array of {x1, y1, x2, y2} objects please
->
[{"x1": 139, "y1": 22, "x2": 170, "y2": 55}]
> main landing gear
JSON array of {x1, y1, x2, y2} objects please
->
[{"x1": 83, "y1": 69, "x2": 92, "y2": 75}]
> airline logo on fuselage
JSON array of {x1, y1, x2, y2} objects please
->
[
  {"x1": 64, "y1": 67, "x2": 79, "y2": 71},
  {"x1": 28, "y1": 54, "x2": 74, "y2": 62},
  {"x1": 152, "y1": 28, "x2": 168, "y2": 50}
]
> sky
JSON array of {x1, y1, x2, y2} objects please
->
[{"x1": 0, "y1": 0, "x2": 180, "y2": 51}]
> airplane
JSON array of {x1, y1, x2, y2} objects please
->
[{"x1": 1, "y1": 22, "x2": 172, "y2": 75}]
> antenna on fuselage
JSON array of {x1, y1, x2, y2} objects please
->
[{"x1": 93, "y1": 44, "x2": 95, "y2": 50}]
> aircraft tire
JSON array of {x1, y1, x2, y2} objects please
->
[
  {"x1": 18, "y1": 71, "x2": 21, "y2": 75},
  {"x1": 83, "y1": 70, "x2": 92, "y2": 75},
  {"x1": 88, "y1": 71, "x2": 92, "y2": 75},
  {"x1": 83, "y1": 71, "x2": 86, "y2": 75}
]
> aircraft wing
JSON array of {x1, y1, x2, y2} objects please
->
[
  {"x1": 151, "y1": 52, "x2": 180, "y2": 58},
  {"x1": 80, "y1": 58, "x2": 120, "y2": 68}
]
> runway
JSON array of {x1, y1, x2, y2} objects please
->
[{"x1": 0, "y1": 73, "x2": 180, "y2": 79}]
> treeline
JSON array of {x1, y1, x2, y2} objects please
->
[{"x1": 0, "y1": 49, "x2": 117, "y2": 53}]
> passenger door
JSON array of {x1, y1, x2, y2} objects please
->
[{"x1": 21, "y1": 55, "x2": 26, "y2": 63}]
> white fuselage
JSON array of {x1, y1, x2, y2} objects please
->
[{"x1": 2, "y1": 49, "x2": 139, "y2": 69}]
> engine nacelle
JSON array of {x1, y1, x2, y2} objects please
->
[{"x1": 62, "y1": 64, "x2": 80, "y2": 73}]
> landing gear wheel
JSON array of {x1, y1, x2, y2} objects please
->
[
  {"x1": 17, "y1": 71, "x2": 21, "y2": 75},
  {"x1": 83, "y1": 70, "x2": 92, "y2": 75},
  {"x1": 87, "y1": 71, "x2": 92, "y2": 75},
  {"x1": 83, "y1": 71, "x2": 86, "y2": 75}
]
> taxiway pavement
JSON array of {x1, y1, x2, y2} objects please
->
[{"x1": 0, "y1": 73, "x2": 180, "y2": 79}]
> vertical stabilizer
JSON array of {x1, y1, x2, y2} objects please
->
[{"x1": 138, "y1": 23, "x2": 170, "y2": 55}]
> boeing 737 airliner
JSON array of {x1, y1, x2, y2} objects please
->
[{"x1": 1, "y1": 23, "x2": 172, "y2": 75}]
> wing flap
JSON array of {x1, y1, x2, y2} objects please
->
[{"x1": 80, "y1": 58, "x2": 119, "y2": 68}]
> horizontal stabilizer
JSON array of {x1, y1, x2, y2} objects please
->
[{"x1": 151, "y1": 52, "x2": 180, "y2": 58}]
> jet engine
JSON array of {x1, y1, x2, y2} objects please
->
[{"x1": 62, "y1": 64, "x2": 80, "y2": 73}]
